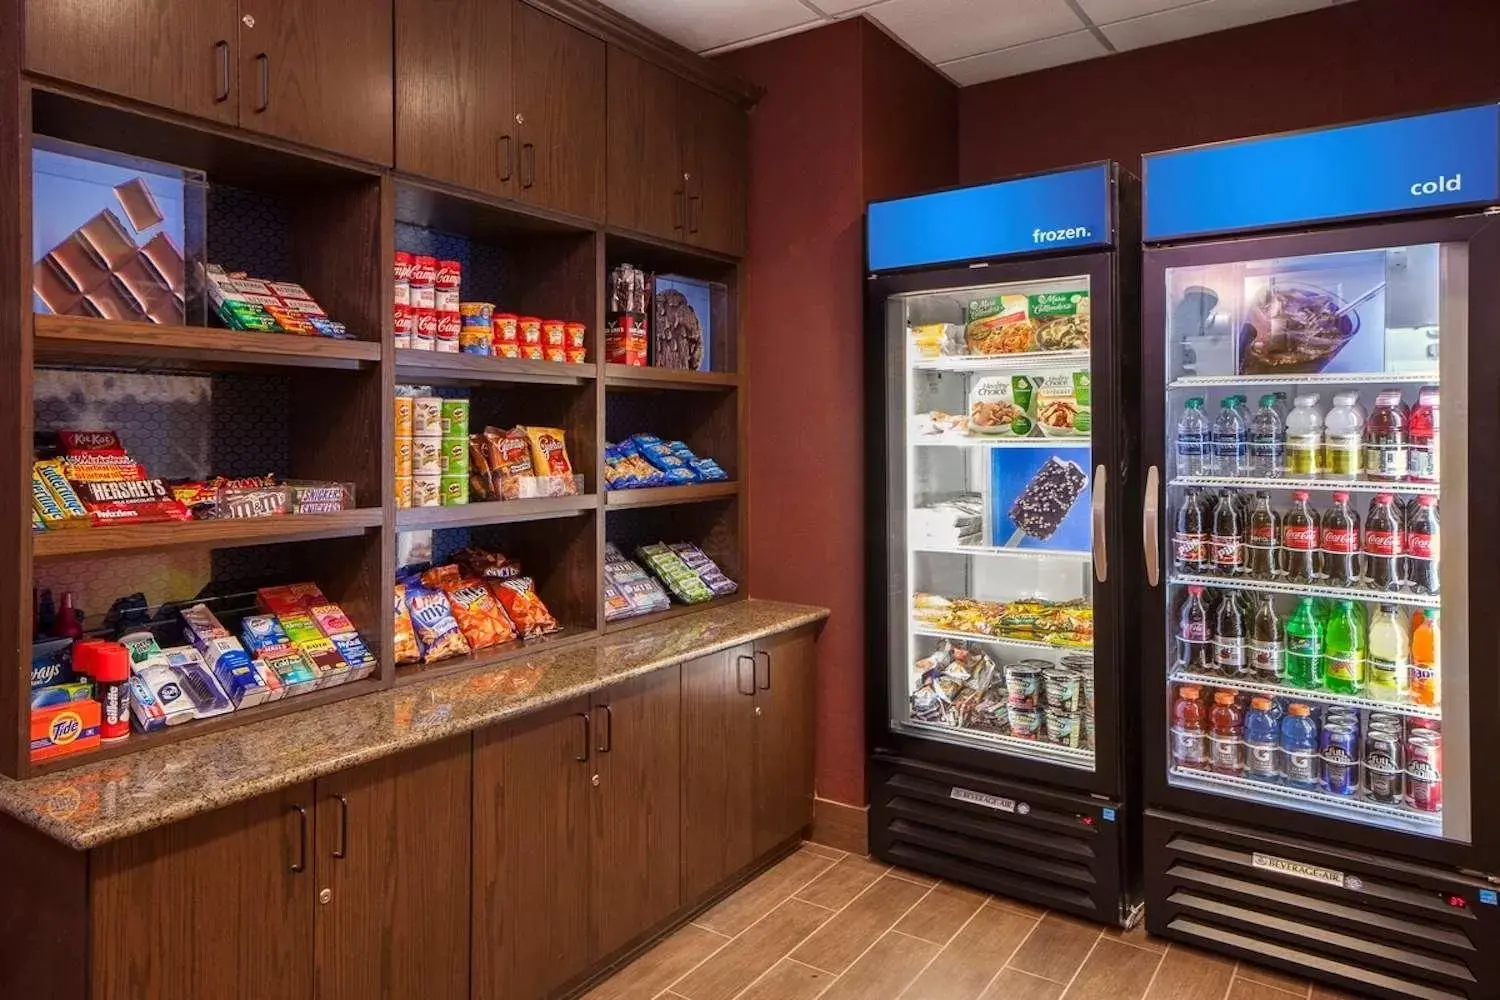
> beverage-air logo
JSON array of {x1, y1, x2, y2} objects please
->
[
  {"x1": 949, "y1": 787, "x2": 1016, "y2": 812},
  {"x1": 1032, "y1": 225, "x2": 1093, "y2": 244},
  {"x1": 1410, "y1": 174, "x2": 1462, "y2": 197},
  {"x1": 1251, "y1": 852, "x2": 1348, "y2": 889}
]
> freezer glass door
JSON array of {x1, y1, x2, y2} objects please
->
[
  {"x1": 888, "y1": 276, "x2": 1098, "y2": 772},
  {"x1": 1161, "y1": 241, "x2": 1468, "y2": 842}
]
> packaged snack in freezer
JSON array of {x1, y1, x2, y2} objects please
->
[
  {"x1": 964, "y1": 294, "x2": 1033, "y2": 355},
  {"x1": 968, "y1": 376, "x2": 1035, "y2": 436},
  {"x1": 1033, "y1": 372, "x2": 1092, "y2": 438}
]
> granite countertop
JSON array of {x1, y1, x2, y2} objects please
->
[{"x1": 0, "y1": 598, "x2": 828, "y2": 849}]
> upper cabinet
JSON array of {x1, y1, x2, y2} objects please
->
[
  {"x1": 395, "y1": 0, "x2": 516, "y2": 196},
  {"x1": 237, "y1": 0, "x2": 395, "y2": 164},
  {"x1": 513, "y1": 4, "x2": 607, "y2": 221},
  {"x1": 25, "y1": 0, "x2": 241, "y2": 125},
  {"x1": 605, "y1": 47, "x2": 748, "y2": 256}
]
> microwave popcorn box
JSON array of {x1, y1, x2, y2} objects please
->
[{"x1": 30, "y1": 698, "x2": 102, "y2": 761}]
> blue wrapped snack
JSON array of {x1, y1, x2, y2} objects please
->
[{"x1": 691, "y1": 458, "x2": 728, "y2": 482}]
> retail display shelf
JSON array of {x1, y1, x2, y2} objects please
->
[
  {"x1": 394, "y1": 348, "x2": 596, "y2": 387},
  {"x1": 906, "y1": 717, "x2": 1096, "y2": 768},
  {"x1": 911, "y1": 349, "x2": 1090, "y2": 373},
  {"x1": 603, "y1": 594, "x2": 744, "y2": 634},
  {"x1": 34, "y1": 314, "x2": 382, "y2": 373},
  {"x1": 1170, "y1": 475, "x2": 1440, "y2": 496},
  {"x1": 396, "y1": 495, "x2": 596, "y2": 531},
  {"x1": 1169, "y1": 766, "x2": 1443, "y2": 833},
  {"x1": 604, "y1": 364, "x2": 739, "y2": 391},
  {"x1": 911, "y1": 624, "x2": 1090, "y2": 653},
  {"x1": 911, "y1": 543, "x2": 1093, "y2": 561},
  {"x1": 1169, "y1": 572, "x2": 1440, "y2": 609},
  {"x1": 32, "y1": 509, "x2": 385, "y2": 560},
  {"x1": 913, "y1": 437, "x2": 1090, "y2": 450},
  {"x1": 1170, "y1": 372, "x2": 1434, "y2": 388},
  {"x1": 605, "y1": 482, "x2": 740, "y2": 508},
  {"x1": 394, "y1": 624, "x2": 598, "y2": 686},
  {"x1": 1168, "y1": 669, "x2": 1443, "y2": 720}
]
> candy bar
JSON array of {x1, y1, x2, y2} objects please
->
[
  {"x1": 1008, "y1": 457, "x2": 1088, "y2": 542},
  {"x1": 61, "y1": 452, "x2": 146, "y2": 481},
  {"x1": 140, "y1": 232, "x2": 186, "y2": 296},
  {"x1": 78, "y1": 210, "x2": 138, "y2": 271},
  {"x1": 78, "y1": 477, "x2": 170, "y2": 504},
  {"x1": 33, "y1": 461, "x2": 89, "y2": 525},
  {"x1": 48, "y1": 234, "x2": 111, "y2": 294}
]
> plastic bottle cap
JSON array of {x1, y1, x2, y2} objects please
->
[
  {"x1": 1187, "y1": 398, "x2": 1204, "y2": 408},
  {"x1": 1288, "y1": 703, "x2": 1311, "y2": 716},
  {"x1": 1214, "y1": 691, "x2": 1235, "y2": 705},
  {"x1": 1375, "y1": 493, "x2": 1394, "y2": 503},
  {"x1": 1420, "y1": 496, "x2": 1436, "y2": 506},
  {"x1": 72, "y1": 639, "x2": 130, "y2": 683},
  {"x1": 1188, "y1": 585, "x2": 1204, "y2": 596},
  {"x1": 1295, "y1": 394, "x2": 1320, "y2": 405},
  {"x1": 1259, "y1": 394, "x2": 1277, "y2": 406},
  {"x1": 1293, "y1": 491, "x2": 1310, "y2": 501},
  {"x1": 1332, "y1": 492, "x2": 1348, "y2": 502},
  {"x1": 1250, "y1": 697, "x2": 1272, "y2": 710},
  {"x1": 1179, "y1": 686, "x2": 1201, "y2": 699}
]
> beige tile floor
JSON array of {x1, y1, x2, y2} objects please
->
[{"x1": 584, "y1": 844, "x2": 1366, "y2": 1000}]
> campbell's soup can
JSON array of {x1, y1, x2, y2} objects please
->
[
  {"x1": 436, "y1": 259, "x2": 462, "y2": 290},
  {"x1": 393, "y1": 251, "x2": 412, "y2": 306},
  {"x1": 436, "y1": 311, "x2": 461, "y2": 352},
  {"x1": 1406, "y1": 730, "x2": 1442, "y2": 812},
  {"x1": 414, "y1": 308, "x2": 438, "y2": 349},
  {"x1": 411, "y1": 255, "x2": 437, "y2": 287},
  {"x1": 393, "y1": 305, "x2": 415, "y2": 349}
]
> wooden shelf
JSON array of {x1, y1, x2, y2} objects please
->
[
  {"x1": 32, "y1": 509, "x2": 385, "y2": 561},
  {"x1": 603, "y1": 594, "x2": 744, "y2": 634},
  {"x1": 396, "y1": 495, "x2": 598, "y2": 531},
  {"x1": 604, "y1": 365, "x2": 739, "y2": 391},
  {"x1": 395, "y1": 348, "x2": 596, "y2": 387},
  {"x1": 394, "y1": 624, "x2": 599, "y2": 686},
  {"x1": 605, "y1": 482, "x2": 740, "y2": 509},
  {"x1": 33, "y1": 315, "x2": 381, "y2": 373}
]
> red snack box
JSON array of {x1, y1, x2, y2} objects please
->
[
  {"x1": 85, "y1": 498, "x2": 192, "y2": 525},
  {"x1": 394, "y1": 305, "x2": 415, "y2": 348},
  {"x1": 414, "y1": 308, "x2": 438, "y2": 349},
  {"x1": 411, "y1": 255, "x2": 437, "y2": 287},
  {"x1": 436, "y1": 259, "x2": 462, "y2": 290},
  {"x1": 58, "y1": 430, "x2": 126, "y2": 454}
]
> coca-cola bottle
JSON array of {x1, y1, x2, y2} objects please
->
[
  {"x1": 1173, "y1": 489, "x2": 1209, "y2": 573},
  {"x1": 1177, "y1": 585, "x2": 1212, "y2": 671},
  {"x1": 1245, "y1": 492, "x2": 1280, "y2": 580},
  {"x1": 1211, "y1": 491, "x2": 1243, "y2": 575},
  {"x1": 1364, "y1": 493, "x2": 1405, "y2": 590},
  {"x1": 1320, "y1": 491, "x2": 1362, "y2": 587},
  {"x1": 1282, "y1": 491, "x2": 1320, "y2": 583},
  {"x1": 1406, "y1": 496, "x2": 1440, "y2": 595},
  {"x1": 1214, "y1": 588, "x2": 1248, "y2": 677}
]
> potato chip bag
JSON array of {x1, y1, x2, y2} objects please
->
[
  {"x1": 520, "y1": 426, "x2": 578, "y2": 495},
  {"x1": 487, "y1": 576, "x2": 560, "y2": 638},
  {"x1": 393, "y1": 585, "x2": 421, "y2": 665},
  {"x1": 403, "y1": 582, "x2": 470, "y2": 662},
  {"x1": 439, "y1": 576, "x2": 516, "y2": 650}
]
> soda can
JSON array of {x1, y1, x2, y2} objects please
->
[
  {"x1": 1368, "y1": 711, "x2": 1403, "y2": 731},
  {"x1": 1320, "y1": 722, "x2": 1360, "y2": 796},
  {"x1": 1406, "y1": 729, "x2": 1443, "y2": 812},
  {"x1": 1408, "y1": 716, "x2": 1441, "y2": 733},
  {"x1": 1324, "y1": 707, "x2": 1359, "y2": 729},
  {"x1": 1364, "y1": 729, "x2": 1405, "y2": 804}
]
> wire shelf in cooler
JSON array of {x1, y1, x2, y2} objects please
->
[
  {"x1": 1170, "y1": 372, "x2": 1435, "y2": 388},
  {"x1": 1170, "y1": 573, "x2": 1440, "y2": 610},
  {"x1": 1169, "y1": 475, "x2": 1440, "y2": 497},
  {"x1": 906, "y1": 717, "x2": 1096, "y2": 769},
  {"x1": 912, "y1": 438, "x2": 1090, "y2": 450},
  {"x1": 911, "y1": 349, "x2": 1090, "y2": 374},
  {"x1": 1169, "y1": 766, "x2": 1443, "y2": 834},
  {"x1": 911, "y1": 543, "x2": 1093, "y2": 562},
  {"x1": 1168, "y1": 669, "x2": 1442, "y2": 720},
  {"x1": 912, "y1": 624, "x2": 1091, "y2": 653}
]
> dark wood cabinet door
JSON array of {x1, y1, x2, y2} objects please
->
[
  {"x1": 473, "y1": 696, "x2": 594, "y2": 1000},
  {"x1": 606, "y1": 47, "x2": 686, "y2": 241},
  {"x1": 25, "y1": 0, "x2": 239, "y2": 124},
  {"x1": 593, "y1": 665, "x2": 682, "y2": 958},
  {"x1": 681, "y1": 84, "x2": 747, "y2": 255},
  {"x1": 513, "y1": 4, "x2": 606, "y2": 220},
  {"x1": 681, "y1": 646, "x2": 757, "y2": 901},
  {"x1": 237, "y1": 0, "x2": 394, "y2": 164},
  {"x1": 313, "y1": 737, "x2": 471, "y2": 1000},
  {"x1": 90, "y1": 784, "x2": 316, "y2": 1000},
  {"x1": 395, "y1": 0, "x2": 515, "y2": 195},
  {"x1": 753, "y1": 628, "x2": 818, "y2": 856}
]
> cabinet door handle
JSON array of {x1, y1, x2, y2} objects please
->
[
  {"x1": 596, "y1": 704, "x2": 613, "y2": 753},
  {"x1": 214, "y1": 41, "x2": 231, "y2": 103},
  {"x1": 688, "y1": 194, "x2": 702, "y2": 235},
  {"x1": 289, "y1": 804, "x2": 307, "y2": 873},
  {"x1": 755, "y1": 650, "x2": 771, "y2": 691},
  {"x1": 331, "y1": 793, "x2": 349, "y2": 859},
  {"x1": 253, "y1": 53, "x2": 269, "y2": 113},
  {"x1": 672, "y1": 189, "x2": 685, "y2": 231},
  {"x1": 575, "y1": 712, "x2": 591, "y2": 762},
  {"x1": 499, "y1": 135, "x2": 513, "y2": 182},
  {"x1": 521, "y1": 143, "x2": 536, "y2": 189},
  {"x1": 735, "y1": 654, "x2": 755, "y2": 696}
]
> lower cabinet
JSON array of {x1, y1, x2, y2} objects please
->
[{"x1": 752, "y1": 629, "x2": 818, "y2": 856}]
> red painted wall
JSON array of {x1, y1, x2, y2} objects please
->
[
  {"x1": 960, "y1": 0, "x2": 1500, "y2": 183},
  {"x1": 721, "y1": 20, "x2": 956, "y2": 807}
]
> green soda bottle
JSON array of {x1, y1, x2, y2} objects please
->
[
  {"x1": 1284, "y1": 598, "x2": 1324, "y2": 689},
  {"x1": 1323, "y1": 600, "x2": 1366, "y2": 694}
]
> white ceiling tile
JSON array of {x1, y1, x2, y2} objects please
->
[
  {"x1": 596, "y1": 0, "x2": 823, "y2": 53},
  {"x1": 868, "y1": 0, "x2": 1085, "y2": 64},
  {"x1": 1101, "y1": 0, "x2": 1331, "y2": 50},
  {"x1": 1073, "y1": 0, "x2": 1195, "y2": 25},
  {"x1": 806, "y1": 0, "x2": 886, "y2": 15},
  {"x1": 937, "y1": 29, "x2": 1107, "y2": 85}
]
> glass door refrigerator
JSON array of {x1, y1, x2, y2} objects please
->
[
  {"x1": 864, "y1": 163, "x2": 1143, "y2": 926},
  {"x1": 1140, "y1": 105, "x2": 1500, "y2": 999}
]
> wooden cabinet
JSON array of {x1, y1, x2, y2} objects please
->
[
  {"x1": 606, "y1": 47, "x2": 688, "y2": 242},
  {"x1": 90, "y1": 783, "x2": 316, "y2": 1000},
  {"x1": 752, "y1": 629, "x2": 818, "y2": 855},
  {"x1": 682, "y1": 85, "x2": 749, "y2": 256},
  {"x1": 680, "y1": 646, "x2": 757, "y2": 901},
  {"x1": 513, "y1": 4, "x2": 606, "y2": 220},
  {"x1": 237, "y1": 0, "x2": 394, "y2": 163},
  {"x1": 395, "y1": 0, "x2": 515, "y2": 195},
  {"x1": 473, "y1": 696, "x2": 594, "y2": 1000},
  {"x1": 25, "y1": 0, "x2": 240, "y2": 125},
  {"x1": 313, "y1": 737, "x2": 471, "y2": 1000},
  {"x1": 591, "y1": 666, "x2": 682, "y2": 958}
]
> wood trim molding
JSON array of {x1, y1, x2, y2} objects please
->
[{"x1": 808, "y1": 796, "x2": 868, "y2": 855}]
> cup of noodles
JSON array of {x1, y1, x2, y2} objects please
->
[
  {"x1": 544, "y1": 346, "x2": 566, "y2": 363},
  {"x1": 518, "y1": 316, "x2": 542, "y2": 347},
  {"x1": 541, "y1": 319, "x2": 567, "y2": 347},
  {"x1": 393, "y1": 305, "x2": 415, "y2": 349},
  {"x1": 493, "y1": 313, "x2": 518, "y2": 347},
  {"x1": 567, "y1": 346, "x2": 588, "y2": 365}
]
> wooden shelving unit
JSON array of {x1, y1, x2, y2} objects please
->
[
  {"x1": 395, "y1": 495, "x2": 597, "y2": 530},
  {"x1": 34, "y1": 315, "x2": 383, "y2": 373},
  {"x1": 32, "y1": 510, "x2": 385, "y2": 560},
  {"x1": 603, "y1": 594, "x2": 744, "y2": 634},
  {"x1": 395, "y1": 348, "x2": 596, "y2": 387},
  {"x1": 393, "y1": 623, "x2": 598, "y2": 686},
  {"x1": 604, "y1": 364, "x2": 739, "y2": 391},
  {"x1": 604, "y1": 482, "x2": 740, "y2": 508}
]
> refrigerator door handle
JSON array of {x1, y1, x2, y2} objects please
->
[
  {"x1": 1091, "y1": 464, "x2": 1107, "y2": 583},
  {"x1": 1143, "y1": 464, "x2": 1160, "y2": 587}
]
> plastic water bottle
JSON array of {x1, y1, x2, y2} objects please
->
[
  {"x1": 1285, "y1": 394, "x2": 1324, "y2": 477},
  {"x1": 1244, "y1": 697, "x2": 1281, "y2": 782},
  {"x1": 1247, "y1": 394, "x2": 1284, "y2": 477},
  {"x1": 1212, "y1": 398, "x2": 1248, "y2": 476},
  {"x1": 1175, "y1": 398, "x2": 1211, "y2": 477},
  {"x1": 1280, "y1": 703, "x2": 1320, "y2": 789}
]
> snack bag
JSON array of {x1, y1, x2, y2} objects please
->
[
  {"x1": 487, "y1": 576, "x2": 559, "y2": 637},
  {"x1": 520, "y1": 426, "x2": 578, "y2": 496},
  {"x1": 482, "y1": 426, "x2": 534, "y2": 500},
  {"x1": 403, "y1": 583, "x2": 471, "y2": 662},
  {"x1": 439, "y1": 577, "x2": 517, "y2": 650},
  {"x1": 454, "y1": 547, "x2": 523, "y2": 581},
  {"x1": 393, "y1": 584, "x2": 420, "y2": 665},
  {"x1": 420, "y1": 563, "x2": 464, "y2": 590}
]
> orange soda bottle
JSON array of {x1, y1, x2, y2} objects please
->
[{"x1": 1410, "y1": 610, "x2": 1440, "y2": 707}]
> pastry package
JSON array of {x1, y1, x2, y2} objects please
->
[{"x1": 487, "y1": 576, "x2": 559, "y2": 637}]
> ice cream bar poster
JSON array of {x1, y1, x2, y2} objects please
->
[{"x1": 989, "y1": 446, "x2": 1092, "y2": 551}]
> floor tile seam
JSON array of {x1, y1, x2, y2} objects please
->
[
  {"x1": 895, "y1": 889, "x2": 1010, "y2": 999},
  {"x1": 1233, "y1": 967, "x2": 1312, "y2": 999},
  {"x1": 797, "y1": 880, "x2": 940, "y2": 977},
  {"x1": 968, "y1": 908, "x2": 1051, "y2": 995},
  {"x1": 1055, "y1": 926, "x2": 1106, "y2": 997}
]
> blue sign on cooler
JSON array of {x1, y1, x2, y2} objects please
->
[
  {"x1": 866, "y1": 163, "x2": 1113, "y2": 272},
  {"x1": 1144, "y1": 104, "x2": 1500, "y2": 240},
  {"x1": 1481, "y1": 889, "x2": 1498, "y2": 907}
]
